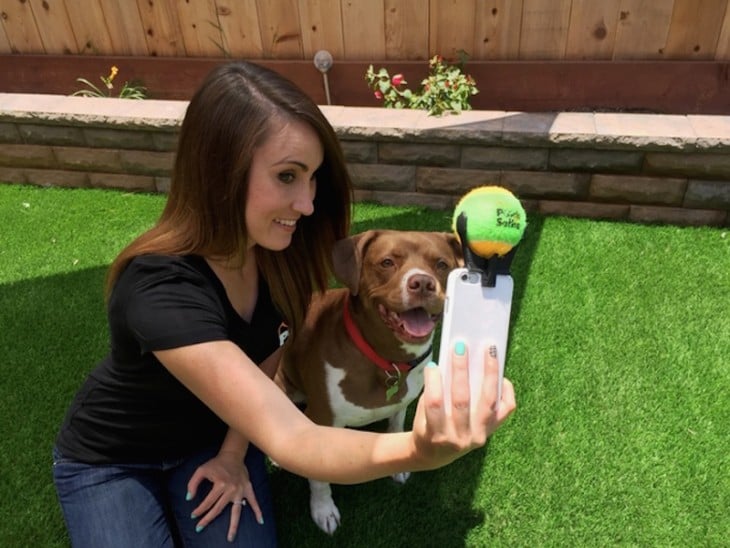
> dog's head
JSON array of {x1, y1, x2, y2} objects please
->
[{"x1": 332, "y1": 230, "x2": 463, "y2": 343}]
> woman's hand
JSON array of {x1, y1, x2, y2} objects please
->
[
  {"x1": 410, "y1": 343, "x2": 516, "y2": 469},
  {"x1": 187, "y1": 450, "x2": 264, "y2": 542}
]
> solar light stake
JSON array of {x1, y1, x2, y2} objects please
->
[{"x1": 313, "y1": 50, "x2": 333, "y2": 105}]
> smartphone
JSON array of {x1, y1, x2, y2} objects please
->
[{"x1": 437, "y1": 267, "x2": 513, "y2": 410}]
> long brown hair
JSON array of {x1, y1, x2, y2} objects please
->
[{"x1": 106, "y1": 62, "x2": 352, "y2": 336}]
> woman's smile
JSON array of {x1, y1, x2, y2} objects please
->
[{"x1": 274, "y1": 217, "x2": 298, "y2": 231}]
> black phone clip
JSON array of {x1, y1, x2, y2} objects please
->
[{"x1": 455, "y1": 212, "x2": 518, "y2": 288}]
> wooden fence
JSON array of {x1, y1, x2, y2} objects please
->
[
  {"x1": 1, "y1": 1, "x2": 729, "y2": 113},
  {"x1": 1, "y1": 0, "x2": 729, "y2": 61}
]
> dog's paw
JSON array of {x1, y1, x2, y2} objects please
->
[
  {"x1": 311, "y1": 498, "x2": 341, "y2": 535},
  {"x1": 392, "y1": 471, "x2": 411, "y2": 484}
]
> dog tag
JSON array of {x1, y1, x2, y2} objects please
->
[{"x1": 385, "y1": 367, "x2": 402, "y2": 401}]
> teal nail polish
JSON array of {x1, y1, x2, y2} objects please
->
[
  {"x1": 426, "y1": 361, "x2": 437, "y2": 368},
  {"x1": 195, "y1": 524, "x2": 205, "y2": 533},
  {"x1": 190, "y1": 512, "x2": 197, "y2": 519},
  {"x1": 185, "y1": 491, "x2": 192, "y2": 501},
  {"x1": 258, "y1": 516, "x2": 265, "y2": 525},
  {"x1": 454, "y1": 341, "x2": 466, "y2": 356}
]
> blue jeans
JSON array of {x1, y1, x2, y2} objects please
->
[{"x1": 53, "y1": 444, "x2": 277, "y2": 547}]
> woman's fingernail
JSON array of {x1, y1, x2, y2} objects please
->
[
  {"x1": 185, "y1": 491, "x2": 193, "y2": 501},
  {"x1": 426, "y1": 361, "x2": 437, "y2": 368},
  {"x1": 454, "y1": 341, "x2": 466, "y2": 356},
  {"x1": 190, "y1": 512, "x2": 197, "y2": 519},
  {"x1": 258, "y1": 516, "x2": 265, "y2": 525},
  {"x1": 196, "y1": 524, "x2": 205, "y2": 533}
]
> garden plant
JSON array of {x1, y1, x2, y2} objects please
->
[
  {"x1": 71, "y1": 65, "x2": 147, "y2": 99},
  {"x1": 365, "y1": 54, "x2": 479, "y2": 116}
]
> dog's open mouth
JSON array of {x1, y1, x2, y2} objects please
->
[{"x1": 378, "y1": 304, "x2": 440, "y2": 342}]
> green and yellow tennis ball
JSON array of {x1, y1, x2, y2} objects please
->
[{"x1": 452, "y1": 186, "x2": 527, "y2": 258}]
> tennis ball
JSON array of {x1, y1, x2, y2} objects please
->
[{"x1": 452, "y1": 186, "x2": 527, "y2": 258}]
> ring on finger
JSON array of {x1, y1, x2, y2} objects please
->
[{"x1": 232, "y1": 499, "x2": 247, "y2": 506}]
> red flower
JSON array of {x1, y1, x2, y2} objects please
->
[
  {"x1": 391, "y1": 74, "x2": 404, "y2": 86},
  {"x1": 374, "y1": 91, "x2": 383, "y2": 99}
]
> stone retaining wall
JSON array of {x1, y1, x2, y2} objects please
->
[{"x1": 1, "y1": 94, "x2": 728, "y2": 226}]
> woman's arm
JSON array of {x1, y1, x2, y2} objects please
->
[
  {"x1": 258, "y1": 346, "x2": 283, "y2": 380},
  {"x1": 184, "y1": 348, "x2": 284, "y2": 534},
  {"x1": 155, "y1": 339, "x2": 514, "y2": 484}
]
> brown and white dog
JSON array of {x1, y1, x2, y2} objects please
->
[{"x1": 275, "y1": 229, "x2": 462, "y2": 534}]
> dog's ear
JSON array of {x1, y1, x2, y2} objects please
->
[
  {"x1": 442, "y1": 232, "x2": 465, "y2": 267},
  {"x1": 332, "y1": 230, "x2": 379, "y2": 296}
]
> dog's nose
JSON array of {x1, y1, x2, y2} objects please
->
[{"x1": 407, "y1": 273, "x2": 436, "y2": 295}]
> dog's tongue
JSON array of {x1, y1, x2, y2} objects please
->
[{"x1": 399, "y1": 308, "x2": 435, "y2": 337}]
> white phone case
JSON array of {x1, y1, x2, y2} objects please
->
[{"x1": 437, "y1": 267, "x2": 513, "y2": 410}]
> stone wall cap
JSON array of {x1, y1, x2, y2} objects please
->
[
  {"x1": 1, "y1": 94, "x2": 729, "y2": 150},
  {"x1": 0, "y1": 93, "x2": 185, "y2": 129}
]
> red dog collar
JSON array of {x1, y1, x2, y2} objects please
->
[{"x1": 342, "y1": 298, "x2": 432, "y2": 373}]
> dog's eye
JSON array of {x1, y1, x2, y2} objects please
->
[
  {"x1": 380, "y1": 258, "x2": 395, "y2": 268},
  {"x1": 436, "y1": 259, "x2": 450, "y2": 271}
]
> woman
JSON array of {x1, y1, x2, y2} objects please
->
[{"x1": 53, "y1": 61, "x2": 516, "y2": 547}]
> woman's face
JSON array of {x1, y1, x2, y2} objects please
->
[{"x1": 245, "y1": 119, "x2": 323, "y2": 251}]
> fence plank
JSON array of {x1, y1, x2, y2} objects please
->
[
  {"x1": 28, "y1": 0, "x2": 77, "y2": 54},
  {"x1": 613, "y1": 0, "x2": 673, "y2": 59},
  {"x1": 385, "y1": 0, "x2": 428, "y2": 60},
  {"x1": 342, "y1": 0, "x2": 386, "y2": 59},
  {"x1": 663, "y1": 0, "x2": 728, "y2": 59},
  {"x1": 716, "y1": 2, "x2": 730, "y2": 58},
  {"x1": 565, "y1": 0, "x2": 621, "y2": 60},
  {"x1": 429, "y1": 0, "x2": 477, "y2": 60},
  {"x1": 63, "y1": 0, "x2": 115, "y2": 55},
  {"x1": 299, "y1": 0, "x2": 345, "y2": 58},
  {"x1": 257, "y1": 0, "x2": 304, "y2": 58},
  {"x1": 98, "y1": 0, "x2": 149, "y2": 56},
  {"x1": 135, "y1": 0, "x2": 187, "y2": 57},
  {"x1": 0, "y1": 15, "x2": 10, "y2": 53},
  {"x1": 474, "y1": 0, "x2": 523, "y2": 60},
  {"x1": 0, "y1": 0, "x2": 45, "y2": 53},
  {"x1": 519, "y1": 0, "x2": 572, "y2": 58},
  {"x1": 176, "y1": 0, "x2": 221, "y2": 57},
  {"x1": 215, "y1": 2, "x2": 264, "y2": 58}
]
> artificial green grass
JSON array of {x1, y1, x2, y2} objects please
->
[{"x1": 1, "y1": 183, "x2": 728, "y2": 547}]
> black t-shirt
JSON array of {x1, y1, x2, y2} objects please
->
[{"x1": 55, "y1": 254, "x2": 284, "y2": 464}]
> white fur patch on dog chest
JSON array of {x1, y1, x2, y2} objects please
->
[{"x1": 323, "y1": 361, "x2": 427, "y2": 428}]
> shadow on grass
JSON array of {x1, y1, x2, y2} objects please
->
[
  {"x1": 0, "y1": 265, "x2": 109, "y2": 547},
  {"x1": 272, "y1": 207, "x2": 546, "y2": 547}
]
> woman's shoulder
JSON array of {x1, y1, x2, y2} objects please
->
[
  {"x1": 125, "y1": 253, "x2": 207, "y2": 275},
  {"x1": 110, "y1": 254, "x2": 227, "y2": 318},
  {"x1": 117, "y1": 254, "x2": 217, "y2": 292}
]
